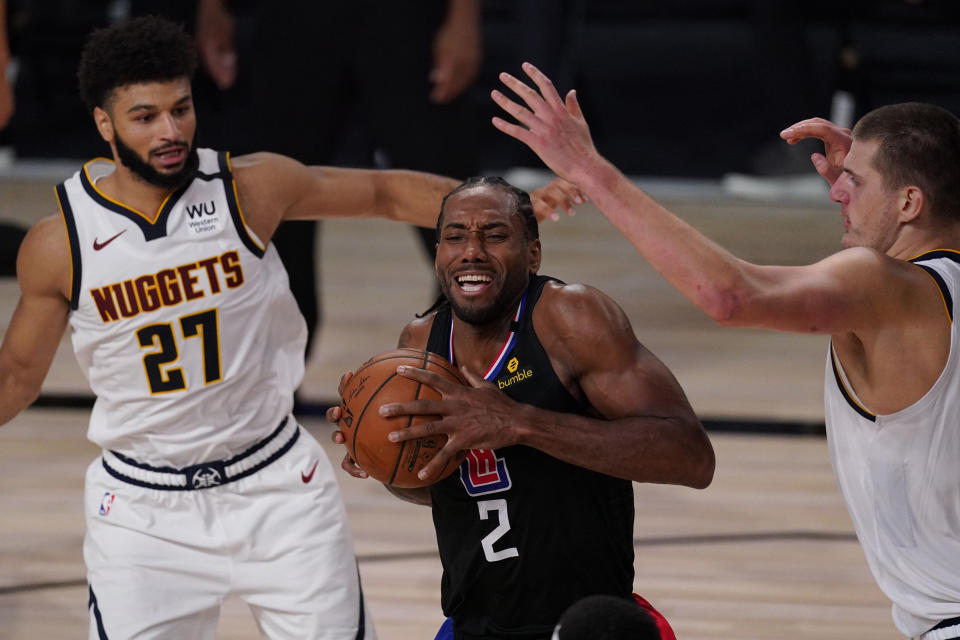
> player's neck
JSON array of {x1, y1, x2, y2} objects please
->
[
  {"x1": 887, "y1": 222, "x2": 960, "y2": 260},
  {"x1": 451, "y1": 313, "x2": 517, "y2": 379},
  {"x1": 98, "y1": 165, "x2": 176, "y2": 222}
]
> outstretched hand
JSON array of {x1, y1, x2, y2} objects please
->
[
  {"x1": 780, "y1": 118, "x2": 852, "y2": 186},
  {"x1": 530, "y1": 177, "x2": 586, "y2": 222},
  {"x1": 379, "y1": 365, "x2": 524, "y2": 482},
  {"x1": 491, "y1": 62, "x2": 603, "y2": 186}
]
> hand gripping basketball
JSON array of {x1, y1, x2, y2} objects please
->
[{"x1": 337, "y1": 348, "x2": 467, "y2": 488}]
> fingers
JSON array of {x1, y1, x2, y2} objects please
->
[
  {"x1": 564, "y1": 89, "x2": 585, "y2": 122},
  {"x1": 491, "y1": 114, "x2": 534, "y2": 147},
  {"x1": 395, "y1": 365, "x2": 457, "y2": 392},
  {"x1": 531, "y1": 177, "x2": 586, "y2": 221},
  {"x1": 326, "y1": 405, "x2": 341, "y2": 423},
  {"x1": 810, "y1": 153, "x2": 841, "y2": 185},
  {"x1": 521, "y1": 62, "x2": 566, "y2": 110},
  {"x1": 336, "y1": 370, "x2": 354, "y2": 397},
  {"x1": 380, "y1": 398, "x2": 446, "y2": 420},
  {"x1": 491, "y1": 88, "x2": 538, "y2": 130},
  {"x1": 780, "y1": 118, "x2": 851, "y2": 144},
  {"x1": 340, "y1": 453, "x2": 369, "y2": 479},
  {"x1": 498, "y1": 70, "x2": 550, "y2": 115},
  {"x1": 415, "y1": 445, "x2": 459, "y2": 482}
]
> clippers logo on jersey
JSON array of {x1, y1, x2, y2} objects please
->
[
  {"x1": 184, "y1": 200, "x2": 225, "y2": 235},
  {"x1": 459, "y1": 448, "x2": 512, "y2": 496},
  {"x1": 98, "y1": 491, "x2": 117, "y2": 516},
  {"x1": 89, "y1": 250, "x2": 244, "y2": 323}
]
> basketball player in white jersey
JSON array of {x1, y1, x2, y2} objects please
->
[
  {"x1": 0, "y1": 18, "x2": 578, "y2": 640},
  {"x1": 492, "y1": 63, "x2": 960, "y2": 639}
]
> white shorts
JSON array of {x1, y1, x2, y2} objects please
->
[{"x1": 83, "y1": 421, "x2": 376, "y2": 640}]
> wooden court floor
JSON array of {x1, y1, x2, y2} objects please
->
[{"x1": 0, "y1": 172, "x2": 901, "y2": 638}]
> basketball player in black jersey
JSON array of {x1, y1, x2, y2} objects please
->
[{"x1": 329, "y1": 176, "x2": 714, "y2": 639}]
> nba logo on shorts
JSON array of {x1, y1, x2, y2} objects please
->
[{"x1": 99, "y1": 492, "x2": 117, "y2": 516}]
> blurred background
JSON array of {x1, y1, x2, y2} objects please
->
[
  {"x1": 3, "y1": 0, "x2": 960, "y2": 423},
  {"x1": 3, "y1": 3, "x2": 960, "y2": 638}
]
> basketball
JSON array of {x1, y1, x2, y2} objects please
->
[{"x1": 339, "y1": 348, "x2": 466, "y2": 488}]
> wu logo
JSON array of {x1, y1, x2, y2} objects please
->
[{"x1": 186, "y1": 201, "x2": 216, "y2": 219}]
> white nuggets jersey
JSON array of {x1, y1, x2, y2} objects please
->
[
  {"x1": 56, "y1": 149, "x2": 307, "y2": 467},
  {"x1": 824, "y1": 250, "x2": 960, "y2": 637}
]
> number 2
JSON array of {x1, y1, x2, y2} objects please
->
[
  {"x1": 478, "y1": 499, "x2": 519, "y2": 562},
  {"x1": 137, "y1": 309, "x2": 222, "y2": 394}
]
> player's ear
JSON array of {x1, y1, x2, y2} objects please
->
[
  {"x1": 528, "y1": 238, "x2": 542, "y2": 273},
  {"x1": 898, "y1": 185, "x2": 924, "y2": 223},
  {"x1": 93, "y1": 107, "x2": 115, "y2": 143}
]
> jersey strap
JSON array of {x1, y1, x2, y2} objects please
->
[{"x1": 447, "y1": 290, "x2": 527, "y2": 381}]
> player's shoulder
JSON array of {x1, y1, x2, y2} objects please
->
[
  {"x1": 536, "y1": 279, "x2": 625, "y2": 326},
  {"x1": 824, "y1": 246, "x2": 939, "y2": 288},
  {"x1": 17, "y1": 213, "x2": 71, "y2": 296},
  {"x1": 22, "y1": 213, "x2": 69, "y2": 257},
  {"x1": 398, "y1": 312, "x2": 437, "y2": 350}
]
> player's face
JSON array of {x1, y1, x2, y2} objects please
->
[
  {"x1": 829, "y1": 138, "x2": 901, "y2": 252},
  {"x1": 96, "y1": 78, "x2": 199, "y2": 189},
  {"x1": 436, "y1": 186, "x2": 541, "y2": 326}
]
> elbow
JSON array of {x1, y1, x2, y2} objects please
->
[
  {"x1": 689, "y1": 442, "x2": 716, "y2": 490},
  {"x1": 683, "y1": 421, "x2": 716, "y2": 490},
  {"x1": 699, "y1": 284, "x2": 753, "y2": 328}
]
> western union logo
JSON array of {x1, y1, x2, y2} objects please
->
[
  {"x1": 498, "y1": 368, "x2": 534, "y2": 389},
  {"x1": 507, "y1": 357, "x2": 519, "y2": 373}
]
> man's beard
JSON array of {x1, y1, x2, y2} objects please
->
[
  {"x1": 114, "y1": 130, "x2": 199, "y2": 189},
  {"x1": 440, "y1": 274, "x2": 528, "y2": 326}
]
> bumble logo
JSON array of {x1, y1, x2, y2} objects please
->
[{"x1": 498, "y1": 357, "x2": 533, "y2": 389}]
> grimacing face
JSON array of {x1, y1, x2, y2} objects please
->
[{"x1": 435, "y1": 185, "x2": 541, "y2": 326}]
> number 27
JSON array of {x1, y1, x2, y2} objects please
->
[{"x1": 136, "y1": 308, "x2": 222, "y2": 394}]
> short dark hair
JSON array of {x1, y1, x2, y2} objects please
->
[
  {"x1": 554, "y1": 595, "x2": 662, "y2": 640},
  {"x1": 77, "y1": 15, "x2": 197, "y2": 113},
  {"x1": 435, "y1": 176, "x2": 539, "y2": 242},
  {"x1": 853, "y1": 102, "x2": 960, "y2": 221},
  {"x1": 418, "y1": 176, "x2": 539, "y2": 319}
]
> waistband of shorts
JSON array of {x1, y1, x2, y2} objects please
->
[
  {"x1": 101, "y1": 417, "x2": 300, "y2": 490},
  {"x1": 918, "y1": 617, "x2": 960, "y2": 640}
]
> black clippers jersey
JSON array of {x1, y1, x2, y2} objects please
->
[{"x1": 426, "y1": 275, "x2": 635, "y2": 639}]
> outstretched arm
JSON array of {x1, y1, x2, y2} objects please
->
[
  {"x1": 232, "y1": 152, "x2": 583, "y2": 242},
  {"x1": 0, "y1": 216, "x2": 71, "y2": 426},
  {"x1": 489, "y1": 63, "x2": 907, "y2": 335},
  {"x1": 385, "y1": 284, "x2": 715, "y2": 487}
]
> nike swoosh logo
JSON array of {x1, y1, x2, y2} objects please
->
[
  {"x1": 301, "y1": 460, "x2": 319, "y2": 483},
  {"x1": 93, "y1": 229, "x2": 127, "y2": 251}
]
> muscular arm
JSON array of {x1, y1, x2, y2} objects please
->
[
  {"x1": 521, "y1": 284, "x2": 713, "y2": 486},
  {"x1": 0, "y1": 216, "x2": 71, "y2": 425},
  {"x1": 389, "y1": 290, "x2": 714, "y2": 488},
  {"x1": 230, "y1": 152, "x2": 458, "y2": 242},
  {"x1": 491, "y1": 64, "x2": 932, "y2": 337}
]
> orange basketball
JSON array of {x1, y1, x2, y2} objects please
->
[{"x1": 339, "y1": 348, "x2": 466, "y2": 488}]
